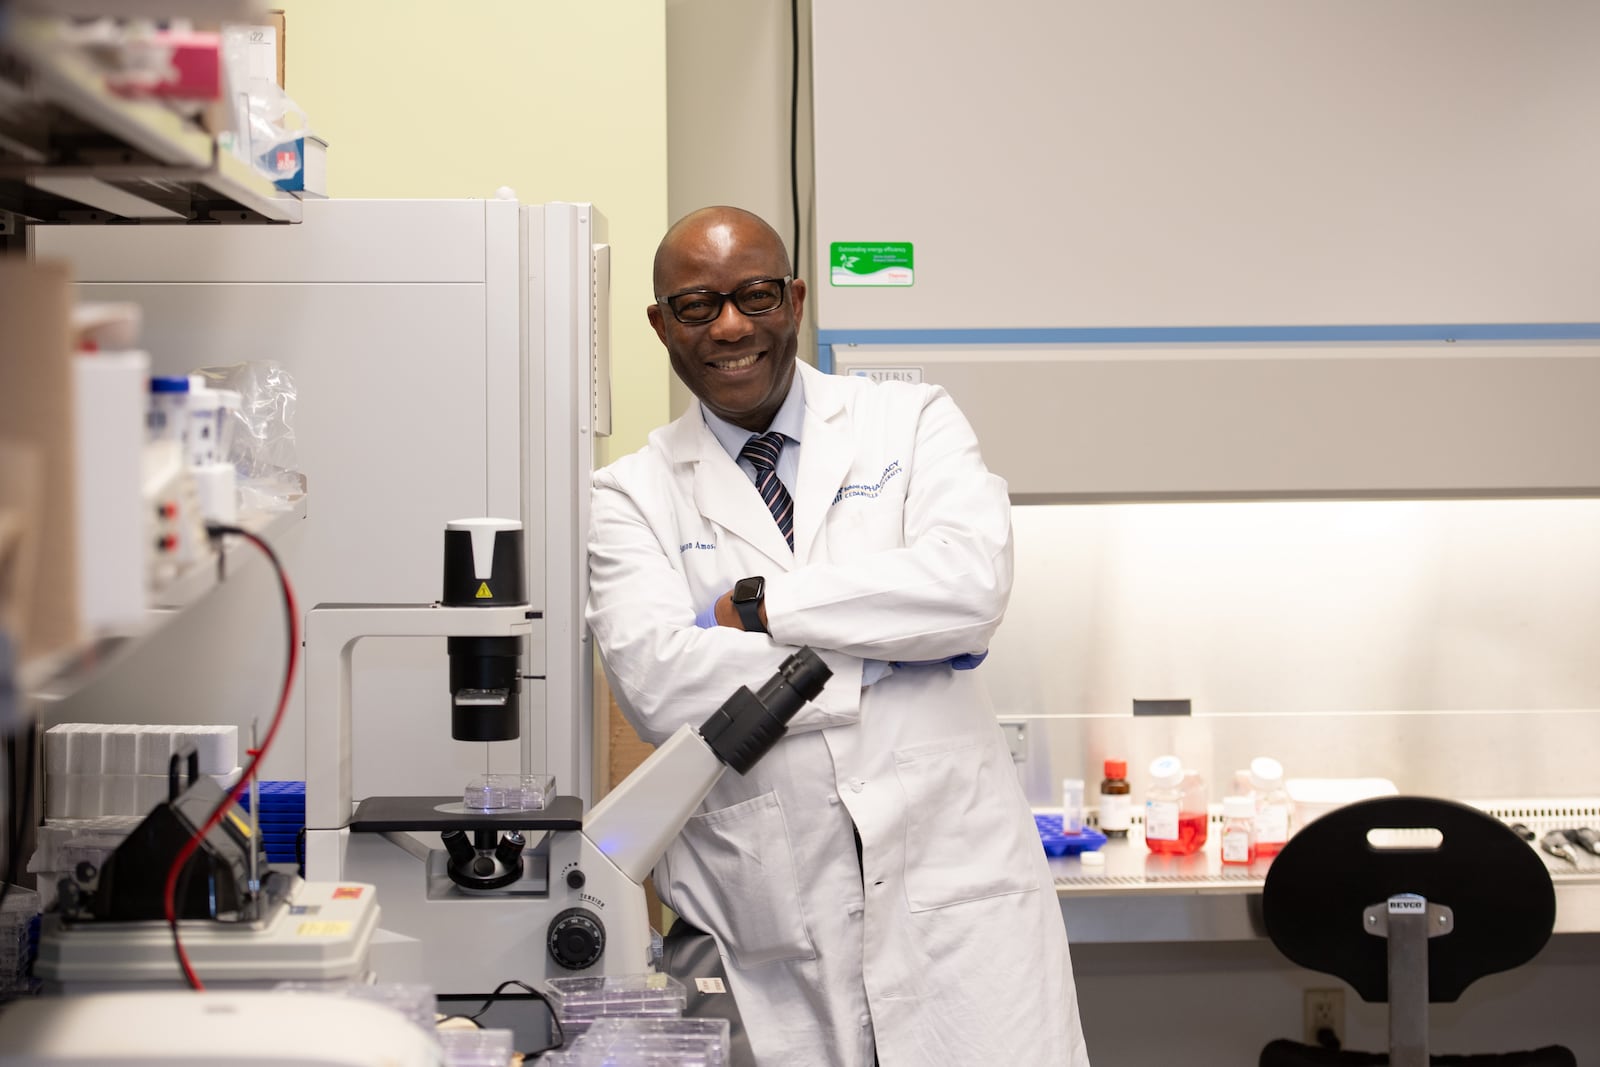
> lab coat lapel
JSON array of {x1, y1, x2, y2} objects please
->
[
  {"x1": 672, "y1": 417, "x2": 795, "y2": 571},
  {"x1": 793, "y1": 366, "x2": 852, "y2": 563}
]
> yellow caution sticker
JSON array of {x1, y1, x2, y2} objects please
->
[
  {"x1": 298, "y1": 921, "x2": 352, "y2": 937},
  {"x1": 475, "y1": 582, "x2": 493, "y2": 599}
]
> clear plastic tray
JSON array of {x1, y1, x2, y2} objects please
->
[
  {"x1": 462, "y1": 773, "x2": 555, "y2": 812},
  {"x1": 546, "y1": 972, "x2": 687, "y2": 1025},
  {"x1": 552, "y1": 1015, "x2": 728, "y2": 1066},
  {"x1": 438, "y1": 1027, "x2": 515, "y2": 1067}
]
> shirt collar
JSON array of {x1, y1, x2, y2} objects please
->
[{"x1": 701, "y1": 367, "x2": 806, "y2": 460}]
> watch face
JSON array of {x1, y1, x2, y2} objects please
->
[{"x1": 733, "y1": 576, "x2": 764, "y2": 603}]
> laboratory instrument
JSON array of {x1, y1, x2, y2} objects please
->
[
  {"x1": 40, "y1": 198, "x2": 610, "y2": 809},
  {"x1": 0, "y1": 990, "x2": 439, "y2": 1067},
  {"x1": 1562, "y1": 827, "x2": 1600, "y2": 857},
  {"x1": 34, "y1": 752, "x2": 378, "y2": 992},
  {"x1": 1539, "y1": 831, "x2": 1577, "y2": 866},
  {"x1": 304, "y1": 522, "x2": 834, "y2": 995}
]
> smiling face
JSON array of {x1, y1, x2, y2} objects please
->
[{"x1": 647, "y1": 208, "x2": 807, "y2": 432}]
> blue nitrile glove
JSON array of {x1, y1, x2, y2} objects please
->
[
  {"x1": 891, "y1": 651, "x2": 989, "y2": 671},
  {"x1": 865, "y1": 650, "x2": 989, "y2": 686},
  {"x1": 694, "y1": 603, "x2": 718, "y2": 629}
]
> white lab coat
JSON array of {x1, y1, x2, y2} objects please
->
[{"x1": 587, "y1": 361, "x2": 1089, "y2": 1066}]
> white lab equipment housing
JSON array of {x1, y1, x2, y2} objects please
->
[
  {"x1": 38, "y1": 197, "x2": 606, "y2": 819},
  {"x1": 40, "y1": 198, "x2": 613, "y2": 995}
]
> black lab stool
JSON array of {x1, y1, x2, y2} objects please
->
[{"x1": 1259, "y1": 796, "x2": 1573, "y2": 1067}]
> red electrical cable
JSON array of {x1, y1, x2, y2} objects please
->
[{"x1": 163, "y1": 525, "x2": 299, "y2": 991}]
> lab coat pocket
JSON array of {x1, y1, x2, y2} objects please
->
[
  {"x1": 663, "y1": 791, "x2": 817, "y2": 968},
  {"x1": 894, "y1": 734, "x2": 1037, "y2": 912}
]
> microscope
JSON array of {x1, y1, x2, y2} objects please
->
[{"x1": 304, "y1": 519, "x2": 830, "y2": 995}]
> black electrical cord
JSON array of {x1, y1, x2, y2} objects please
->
[
  {"x1": 437, "y1": 978, "x2": 566, "y2": 1058},
  {"x1": 163, "y1": 523, "x2": 299, "y2": 990},
  {"x1": 0, "y1": 722, "x2": 36, "y2": 1007},
  {"x1": 790, "y1": 0, "x2": 802, "y2": 278},
  {"x1": 0, "y1": 721, "x2": 38, "y2": 922}
]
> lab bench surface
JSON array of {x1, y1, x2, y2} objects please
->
[{"x1": 1052, "y1": 821, "x2": 1600, "y2": 944}]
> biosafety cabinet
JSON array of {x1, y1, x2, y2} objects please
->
[
  {"x1": 809, "y1": 0, "x2": 1600, "y2": 784},
  {"x1": 809, "y1": 2, "x2": 1600, "y2": 1058}
]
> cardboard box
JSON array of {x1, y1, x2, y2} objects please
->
[
  {"x1": 0, "y1": 259, "x2": 81, "y2": 666},
  {"x1": 270, "y1": 10, "x2": 286, "y2": 88}
]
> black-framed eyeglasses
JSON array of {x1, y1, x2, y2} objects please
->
[{"x1": 657, "y1": 276, "x2": 792, "y2": 325}]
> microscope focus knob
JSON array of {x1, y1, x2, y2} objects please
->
[{"x1": 547, "y1": 907, "x2": 606, "y2": 970}]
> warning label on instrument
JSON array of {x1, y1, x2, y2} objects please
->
[{"x1": 476, "y1": 582, "x2": 493, "y2": 599}]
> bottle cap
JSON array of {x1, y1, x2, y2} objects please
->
[
  {"x1": 1223, "y1": 795, "x2": 1257, "y2": 819},
  {"x1": 1079, "y1": 849, "x2": 1106, "y2": 868},
  {"x1": 149, "y1": 375, "x2": 190, "y2": 393},
  {"x1": 1249, "y1": 756, "x2": 1285, "y2": 790},
  {"x1": 1104, "y1": 759, "x2": 1127, "y2": 779},
  {"x1": 1148, "y1": 755, "x2": 1183, "y2": 787}
]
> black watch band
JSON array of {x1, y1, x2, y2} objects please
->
[{"x1": 732, "y1": 575, "x2": 767, "y2": 634}]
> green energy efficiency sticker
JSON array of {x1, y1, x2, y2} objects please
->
[{"x1": 831, "y1": 242, "x2": 914, "y2": 287}]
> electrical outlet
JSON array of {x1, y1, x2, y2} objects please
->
[
  {"x1": 996, "y1": 719, "x2": 1027, "y2": 762},
  {"x1": 1303, "y1": 988, "x2": 1345, "y2": 1047}
]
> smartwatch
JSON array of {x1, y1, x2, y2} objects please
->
[{"x1": 731, "y1": 575, "x2": 767, "y2": 634}]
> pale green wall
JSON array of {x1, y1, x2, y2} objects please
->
[{"x1": 276, "y1": 0, "x2": 669, "y2": 460}]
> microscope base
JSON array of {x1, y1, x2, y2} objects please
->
[{"x1": 306, "y1": 804, "x2": 654, "y2": 996}]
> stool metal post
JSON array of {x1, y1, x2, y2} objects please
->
[{"x1": 1364, "y1": 893, "x2": 1454, "y2": 1067}]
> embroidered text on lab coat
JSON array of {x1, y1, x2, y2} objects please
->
[{"x1": 832, "y1": 461, "x2": 903, "y2": 505}]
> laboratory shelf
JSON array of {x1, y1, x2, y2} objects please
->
[
  {"x1": 19, "y1": 495, "x2": 306, "y2": 707},
  {"x1": 10, "y1": 1, "x2": 270, "y2": 20},
  {"x1": 0, "y1": 14, "x2": 301, "y2": 225},
  {"x1": 1052, "y1": 800, "x2": 1600, "y2": 944}
]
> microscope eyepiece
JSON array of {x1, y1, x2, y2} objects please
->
[{"x1": 698, "y1": 647, "x2": 832, "y2": 775}]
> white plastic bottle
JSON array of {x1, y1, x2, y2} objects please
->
[
  {"x1": 1220, "y1": 795, "x2": 1257, "y2": 865},
  {"x1": 1249, "y1": 756, "x2": 1292, "y2": 857}
]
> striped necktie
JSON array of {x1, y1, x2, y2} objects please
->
[{"x1": 740, "y1": 431, "x2": 794, "y2": 551}]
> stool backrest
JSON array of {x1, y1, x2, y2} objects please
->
[{"x1": 1262, "y1": 795, "x2": 1555, "y2": 1003}]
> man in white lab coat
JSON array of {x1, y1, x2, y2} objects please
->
[{"x1": 586, "y1": 207, "x2": 1089, "y2": 1066}]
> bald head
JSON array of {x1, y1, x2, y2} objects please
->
[
  {"x1": 646, "y1": 205, "x2": 807, "y2": 433},
  {"x1": 653, "y1": 206, "x2": 792, "y2": 295}
]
